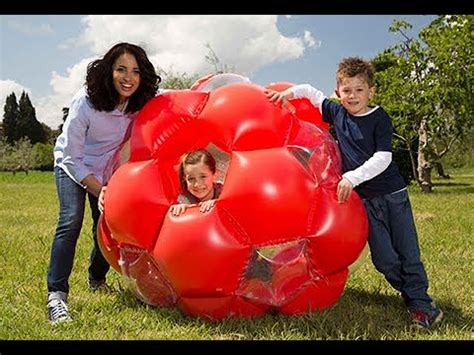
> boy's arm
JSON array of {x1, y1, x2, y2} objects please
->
[
  {"x1": 266, "y1": 84, "x2": 327, "y2": 110},
  {"x1": 267, "y1": 83, "x2": 337, "y2": 123},
  {"x1": 342, "y1": 151, "x2": 392, "y2": 187},
  {"x1": 291, "y1": 84, "x2": 327, "y2": 110}
]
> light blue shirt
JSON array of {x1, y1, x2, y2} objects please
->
[{"x1": 54, "y1": 86, "x2": 136, "y2": 187}]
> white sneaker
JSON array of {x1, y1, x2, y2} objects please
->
[{"x1": 47, "y1": 291, "x2": 72, "y2": 325}]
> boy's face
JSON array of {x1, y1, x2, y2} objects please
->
[
  {"x1": 336, "y1": 75, "x2": 375, "y2": 116},
  {"x1": 184, "y1": 162, "x2": 216, "y2": 202}
]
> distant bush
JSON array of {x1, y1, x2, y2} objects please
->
[
  {"x1": 32, "y1": 143, "x2": 54, "y2": 171},
  {"x1": 0, "y1": 138, "x2": 54, "y2": 173},
  {"x1": 0, "y1": 137, "x2": 34, "y2": 174},
  {"x1": 442, "y1": 129, "x2": 474, "y2": 169}
]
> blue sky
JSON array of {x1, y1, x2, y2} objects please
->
[{"x1": 0, "y1": 15, "x2": 437, "y2": 128}]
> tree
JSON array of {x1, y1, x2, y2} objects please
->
[
  {"x1": 46, "y1": 107, "x2": 69, "y2": 145},
  {"x1": 372, "y1": 52, "x2": 419, "y2": 185},
  {"x1": 41, "y1": 122, "x2": 58, "y2": 146},
  {"x1": 57, "y1": 107, "x2": 69, "y2": 133},
  {"x1": 157, "y1": 43, "x2": 235, "y2": 90},
  {"x1": 373, "y1": 16, "x2": 473, "y2": 192},
  {"x1": 204, "y1": 43, "x2": 235, "y2": 74},
  {"x1": 3, "y1": 92, "x2": 20, "y2": 144},
  {"x1": 157, "y1": 67, "x2": 199, "y2": 90},
  {"x1": 0, "y1": 137, "x2": 33, "y2": 174},
  {"x1": 18, "y1": 91, "x2": 47, "y2": 144},
  {"x1": 419, "y1": 15, "x2": 474, "y2": 178},
  {"x1": 442, "y1": 127, "x2": 474, "y2": 168},
  {"x1": 32, "y1": 142, "x2": 54, "y2": 171}
]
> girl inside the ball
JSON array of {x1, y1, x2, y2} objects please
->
[{"x1": 169, "y1": 148, "x2": 223, "y2": 216}]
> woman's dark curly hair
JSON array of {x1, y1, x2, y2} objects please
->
[{"x1": 86, "y1": 42, "x2": 161, "y2": 113}]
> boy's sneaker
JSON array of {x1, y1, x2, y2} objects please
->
[
  {"x1": 409, "y1": 303, "x2": 443, "y2": 329},
  {"x1": 88, "y1": 279, "x2": 113, "y2": 293},
  {"x1": 47, "y1": 291, "x2": 72, "y2": 325}
]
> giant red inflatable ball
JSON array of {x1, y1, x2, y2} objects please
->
[{"x1": 98, "y1": 73, "x2": 368, "y2": 320}]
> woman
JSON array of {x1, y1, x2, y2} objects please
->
[{"x1": 47, "y1": 42, "x2": 160, "y2": 324}]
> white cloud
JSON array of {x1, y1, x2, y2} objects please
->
[
  {"x1": 7, "y1": 20, "x2": 54, "y2": 36},
  {"x1": 0, "y1": 80, "x2": 30, "y2": 101},
  {"x1": 303, "y1": 30, "x2": 320, "y2": 48},
  {"x1": 35, "y1": 57, "x2": 93, "y2": 130},
  {"x1": 6, "y1": 15, "x2": 318, "y2": 129},
  {"x1": 77, "y1": 15, "x2": 310, "y2": 76},
  {"x1": 0, "y1": 57, "x2": 90, "y2": 130},
  {"x1": 0, "y1": 79, "x2": 31, "y2": 118}
]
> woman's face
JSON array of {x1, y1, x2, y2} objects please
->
[
  {"x1": 184, "y1": 162, "x2": 216, "y2": 202},
  {"x1": 112, "y1": 52, "x2": 141, "y2": 104}
]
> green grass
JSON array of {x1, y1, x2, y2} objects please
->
[{"x1": 0, "y1": 168, "x2": 472, "y2": 340}]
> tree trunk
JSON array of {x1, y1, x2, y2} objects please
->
[
  {"x1": 406, "y1": 139, "x2": 420, "y2": 185},
  {"x1": 417, "y1": 118, "x2": 433, "y2": 193},
  {"x1": 434, "y1": 161, "x2": 450, "y2": 179}
]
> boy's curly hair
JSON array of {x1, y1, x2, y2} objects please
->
[{"x1": 336, "y1": 57, "x2": 374, "y2": 88}]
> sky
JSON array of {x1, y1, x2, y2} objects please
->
[{"x1": 0, "y1": 15, "x2": 437, "y2": 129}]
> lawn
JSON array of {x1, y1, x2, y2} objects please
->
[{"x1": 0, "y1": 168, "x2": 472, "y2": 341}]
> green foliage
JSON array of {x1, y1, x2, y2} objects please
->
[
  {"x1": 157, "y1": 67, "x2": 199, "y2": 90},
  {"x1": 32, "y1": 142, "x2": 54, "y2": 171},
  {"x1": 57, "y1": 107, "x2": 69, "y2": 133},
  {"x1": 156, "y1": 43, "x2": 236, "y2": 91},
  {"x1": 2, "y1": 91, "x2": 47, "y2": 145},
  {"x1": 0, "y1": 137, "x2": 34, "y2": 174},
  {"x1": 18, "y1": 91, "x2": 47, "y2": 144},
  {"x1": 2, "y1": 92, "x2": 20, "y2": 144},
  {"x1": 419, "y1": 16, "x2": 474, "y2": 162},
  {"x1": 373, "y1": 15, "x2": 474, "y2": 190},
  {"x1": 0, "y1": 138, "x2": 54, "y2": 172},
  {"x1": 442, "y1": 128, "x2": 474, "y2": 168}
]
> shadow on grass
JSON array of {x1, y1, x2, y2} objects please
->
[
  {"x1": 117, "y1": 287, "x2": 471, "y2": 340},
  {"x1": 430, "y1": 182, "x2": 474, "y2": 195},
  {"x1": 433, "y1": 182, "x2": 470, "y2": 187}
]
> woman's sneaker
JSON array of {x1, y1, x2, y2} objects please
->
[
  {"x1": 47, "y1": 291, "x2": 72, "y2": 325},
  {"x1": 409, "y1": 303, "x2": 443, "y2": 329}
]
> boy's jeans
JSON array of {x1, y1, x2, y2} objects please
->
[
  {"x1": 47, "y1": 166, "x2": 110, "y2": 293},
  {"x1": 362, "y1": 189, "x2": 433, "y2": 312}
]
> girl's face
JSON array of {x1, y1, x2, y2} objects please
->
[
  {"x1": 112, "y1": 52, "x2": 141, "y2": 104},
  {"x1": 336, "y1": 75, "x2": 375, "y2": 116},
  {"x1": 184, "y1": 162, "x2": 216, "y2": 202}
]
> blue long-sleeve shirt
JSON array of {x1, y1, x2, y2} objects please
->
[{"x1": 53, "y1": 87, "x2": 136, "y2": 187}]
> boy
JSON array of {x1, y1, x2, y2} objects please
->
[{"x1": 266, "y1": 57, "x2": 442, "y2": 329}]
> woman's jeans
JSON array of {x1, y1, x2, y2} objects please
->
[
  {"x1": 363, "y1": 189, "x2": 433, "y2": 312},
  {"x1": 47, "y1": 167, "x2": 110, "y2": 293}
]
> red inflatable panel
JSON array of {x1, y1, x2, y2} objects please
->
[{"x1": 99, "y1": 73, "x2": 368, "y2": 319}]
